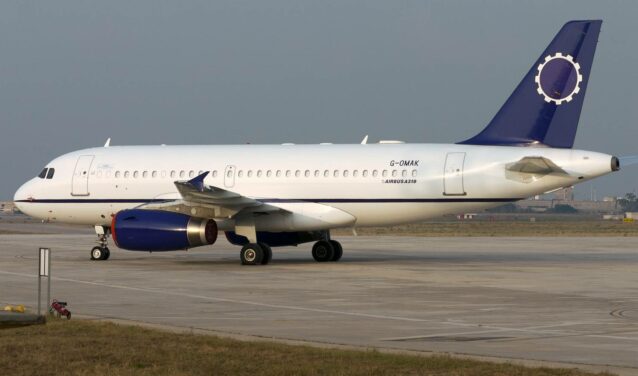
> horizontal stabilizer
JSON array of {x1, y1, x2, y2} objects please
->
[{"x1": 506, "y1": 156, "x2": 567, "y2": 175}]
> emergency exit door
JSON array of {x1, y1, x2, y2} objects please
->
[
  {"x1": 443, "y1": 152, "x2": 466, "y2": 196},
  {"x1": 224, "y1": 165, "x2": 236, "y2": 188},
  {"x1": 71, "y1": 155, "x2": 94, "y2": 196}
]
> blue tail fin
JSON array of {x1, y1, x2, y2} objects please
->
[{"x1": 460, "y1": 20, "x2": 602, "y2": 148}]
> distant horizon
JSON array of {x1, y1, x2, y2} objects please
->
[{"x1": 2, "y1": 1, "x2": 636, "y2": 199}]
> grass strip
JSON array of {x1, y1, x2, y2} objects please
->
[{"x1": 0, "y1": 319, "x2": 612, "y2": 376}]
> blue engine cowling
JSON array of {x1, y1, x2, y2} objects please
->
[
  {"x1": 111, "y1": 209, "x2": 217, "y2": 251},
  {"x1": 225, "y1": 230, "x2": 323, "y2": 247}
]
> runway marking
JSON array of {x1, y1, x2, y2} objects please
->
[{"x1": 2, "y1": 269, "x2": 637, "y2": 342}]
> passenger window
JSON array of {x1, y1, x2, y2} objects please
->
[
  {"x1": 124, "y1": 171, "x2": 130, "y2": 178},
  {"x1": 333, "y1": 170, "x2": 339, "y2": 177},
  {"x1": 143, "y1": 171, "x2": 148, "y2": 178},
  {"x1": 257, "y1": 170, "x2": 262, "y2": 178},
  {"x1": 382, "y1": 170, "x2": 387, "y2": 177},
  {"x1": 212, "y1": 170, "x2": 218, "y2": 178},
  {"x1": 189, "y1": 170, "x2": 195, "y2": 178},
  {"x1": 363, "y1": 170, "x2": 368, "y2": 177},
  {"x1": 392, "y1": 170, "x2": 397, "y2": 177},
  {"x1": 412, "y1": 169, "x2": 417, "y2": 177},
  {"x1": 305, "y1": 170, "x2": 310, "y2": 178},
  {"x1": 133, "y1": 171, "x2": 139, "y2": 178},
  {"x1": 324, "y1": 170, "x2": 329, "y2": 177},
  {"x1": 226, "y1": 170, "x2": 232, "y2": 178},
  {"x1": 180, "y1": 171, "x2": 185, "y2": 178},
  {"x1": 285, "y1": 170, "x2": 291, "y2": 177},
  {"x1": 198, "y1": 170, "x2": 204, "y2": 175},
  {"x1": 267, "y1": 170, "x2": 272, "y2": 177},
  {"x1": 238, "y1": 170, "x2": 243, "y2": 178},
  {"x1": 402, "y1": 170, "x2": 407, "y2": 177},
  {"x1": 115, "y1": 171, "x2": 121, "y2": 178},
  {"x1": 170, "y1": 170, "x2": 176, "y2": 178},
  {"x1": 46, "y1": 168, "x2": 55, "y2": 179},
  {"x1": 353, "y1": 170, "x2": 358, "y2": 177},
  {"x1": 314, "y1": 170, "x2": 320, "y2": 177},
  {"x1": 152, "y1": 171, "x2": 157, "y2": 178},
  {"x1": 343, "y1": 170, "x2": 349, "y2": 177},
  {"x1": 276, "y1": 170, "x2": 281, "y2": 177},
  {"x1": 38, "y1": 168, "x2": 48, "y2": 179},
  {"x1": 373, "y1": 170, "x2": 378, "y2": 177},
  {"x1": 295, "y1": 170, "x2": 300, "y2": 178},
  {"x1": 247, "y1": 170, "x2": 253, "y2": 178}
]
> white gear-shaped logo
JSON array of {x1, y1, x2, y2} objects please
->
[{"x1": 534, "y1": 52, "x2": 583, "y2": 105}]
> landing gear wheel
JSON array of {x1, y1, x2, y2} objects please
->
[
  {"x1": 241, "y1": 243, "x2": 264, "y2": 265},
  {"x1": 329, "y1": 240, "x2": 342, "y2": 261},
  {"x1": 101, "y1": 247, "x2": 110, "y2": 260},
  {"x1": 259, "y1": 243, "x2": 272, "y2": 265},
  {"x1": 312, "y1": 240, "x2": 335, "y2": 262},
  {"x1": 90, "y1": 246, "x2": 104, "y2": 261}
]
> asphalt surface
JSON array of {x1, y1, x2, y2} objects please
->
[{"x1": 1, "y1": 226, "x2": 637, "y2": 374}]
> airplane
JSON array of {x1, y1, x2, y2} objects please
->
[{"x1": 12, "y1": 20, "x2": 634, "y2": 265}]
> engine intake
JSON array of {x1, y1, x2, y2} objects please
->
[{"x1": 111, "y1": 209, "x2": 217, "y2": 251}]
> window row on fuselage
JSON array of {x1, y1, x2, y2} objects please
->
[{"x1": 94, "y1": 168, "x2": 419, "y2": 180}]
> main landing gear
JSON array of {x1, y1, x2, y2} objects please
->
[
  {"x1": 234, "y1": 218, "x2": 343, "y2": 265},
  {"x1": 240, "y1": 243, "x2": 272, "y2": 265},
  {"x1": 311, "y1": 240, "x2": 343, "y2": 262},
  {"x1": 91, "y1": 226, "x2": 111, "y2": 261}
]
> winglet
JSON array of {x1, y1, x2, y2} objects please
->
[
  {"x1": 104, "y1": 138, "x2": 111, "y2": 147},
  {"x1": 187, "y1": 171, "x2": 210, "y2": 192},
  {"x1": 361, "y1": 135, "x2": 369, "y2": 144}
]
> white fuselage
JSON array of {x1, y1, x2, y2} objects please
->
[{"x1": 14, "y1": 143, "x2": 615, "y2": 231}]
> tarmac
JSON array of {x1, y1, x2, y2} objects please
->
[{"x1": 1, "y1": 223, "x2": 638, "y2": 374}]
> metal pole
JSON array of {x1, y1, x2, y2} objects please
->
[
  {"x1": 46, "y1": 250, "x2": 51, "y2": 313},
  {"x1": 37, "y1": 249, "x2": 41, "y2": 316}
]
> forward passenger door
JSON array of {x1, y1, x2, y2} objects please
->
[{"x1": 71, "y1": 155, "x2": 94, "y2": 196}]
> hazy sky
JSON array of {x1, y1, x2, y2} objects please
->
[{"x1": 1, "y1": 1, "x2": 637, "y2": 199}]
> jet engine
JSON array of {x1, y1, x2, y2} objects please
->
[{"x1": 111, "y1": 209, "x2": 217, "y2": 251}]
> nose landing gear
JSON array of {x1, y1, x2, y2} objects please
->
[{"x1": 91, "y1": 226, "x2": 111, "y2": 261}]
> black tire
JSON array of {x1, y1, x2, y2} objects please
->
[
  {"x1": 240, "y1": 243, "x2": 264, "y2": 265},
  {"x1": 259, "y1": 243, "x2": 272, "y2": 265},
  {"x1": 329, "y1": 240, "x2": 343, "y2": 261},
  {"x1": 101, "y1": 248, "x2": 111, "y2": 260},
  {"x1": 90, "y1": 246, "x2": 103, "y2": 261},
  {"x1": 312, "y1": 240, "x2": 334, "y2": 262}
]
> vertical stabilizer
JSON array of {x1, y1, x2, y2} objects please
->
[{"x1": 460, "y1": 20, "x2": 602, "y2": 148}]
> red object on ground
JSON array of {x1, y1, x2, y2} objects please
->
[{"x1": 49, "y1": 300, "x2": 71, "y2": 320}]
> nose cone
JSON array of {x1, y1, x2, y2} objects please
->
[{"x1": 13, "y1": 180, "x2": 33, "y2": 212}]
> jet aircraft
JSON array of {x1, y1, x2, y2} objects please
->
[{"x1": 13, "y1": 20, "x2": 633, "y2": 265}]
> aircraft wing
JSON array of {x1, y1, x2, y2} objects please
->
[{"x1": 138, "y1": 172, "x2": 285, "y2": 218}]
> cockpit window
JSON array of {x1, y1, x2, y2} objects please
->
[
  {"x1": 46, "y1": 168, "x2": 55, "y2": 179},
  {"x1": 38, "y1": 168, "x2": 48, "y2": 179}
]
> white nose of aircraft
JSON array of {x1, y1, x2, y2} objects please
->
[{"x1": 13, "y1": 179, "x2": 34, "y2": 213}]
